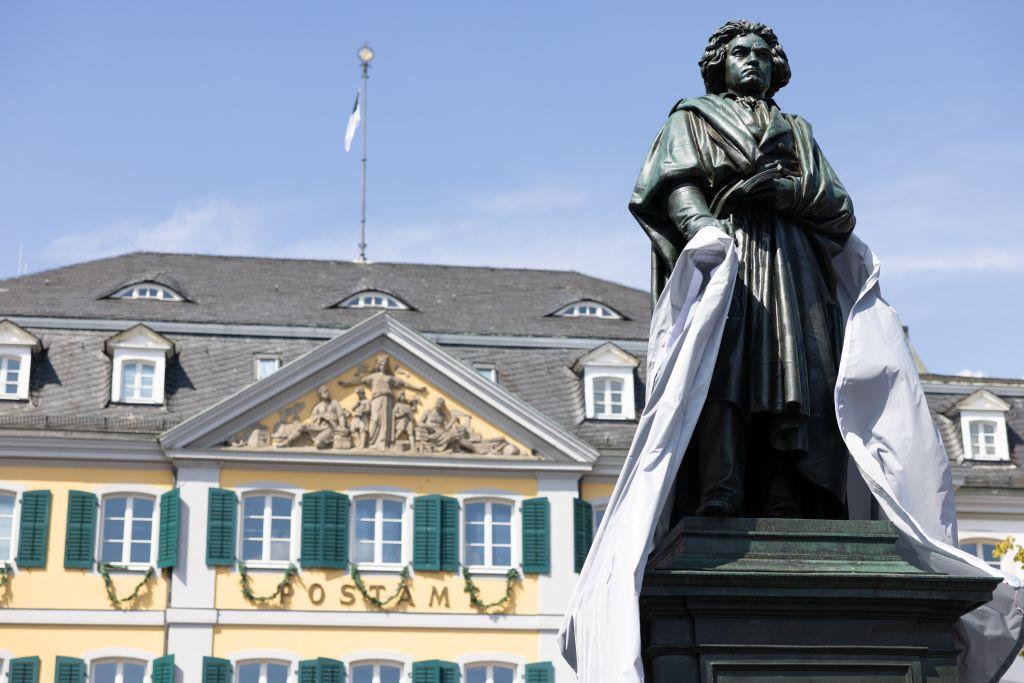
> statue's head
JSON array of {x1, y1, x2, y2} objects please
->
[
  {"x1": 317, "y1": 385, "x2": 330, "y2": 400},
  {"x1": 375, "y1": 355, "x2": 390, "y2": 372},
  {"x1": 356, "y1": 388, "x2": 366, "y2": 399},
  {"x1": 699, "y1": 20, "x2": 791, "y2": 99},
  {"x1": 435, "y1": 398, "x2": 446, "y2": 409}
]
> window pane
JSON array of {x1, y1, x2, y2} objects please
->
[
  {"x1": 105, "y1": 496, "x2": 127, "y2": 517},
  {"x1": 132, "y1": 519, "x2": 153, "y2": 541},
  {"x1": 0, "y1": 516, "x2": 11, "y2": 537},
  {"x1": 356, "y1": 498, "x2": 376, "y2": 519},
  {"x1": 93, "y1": 663, "x2": 118, "y2": 683},
  {"x1": 492, "y1": 523, "x2": 511, "y2": 545},
  {"x1": 133, "y1": 497, "x2": 154, "y2": 518},
  {"x1": 382, "y1": 520, "x2": 402, "y2": 542},
  {"x1": 266, "y1": 663, "x2": 289, "y2": 683},
  {"x1": 103, "y1": 518, "x2": 125, "y2": 542},
  {"x1": 352, "y1": 665, "x2": 374, "y2": 683},
  {"x1": 493, "y1": 545, "x2": 512, "y2": 566},
  {"x1": 380, "y1": 665, "x2": 402, "y2": 683},
  {"x1": 982, "y1": 544, "x2": 998, "y2": 563},
  {"x1": 466, "y1": 502, "x2": 485, "y2": 523},
  {"x1": 466, "y1": 668, "x2": 488, "y2": 683},
  {"x1": 382, "y1": 499, "x2": 403, "y2": 519},
  {"x1": 243, "y1": 516, "x2": 263, "y2": 538},
  {"x1": 492, "y1": 503, "x2": 512, "y2": 523},
  {"x1": 270, "y1": 518, "x2": 290, "y2": 540},
  {"x1": 122, "y1": 663, "x2": 146, "y2": 683},
  {"x1": 465, "y1": 523, "x2": 485, "y2": 545},
  {"x1": 0, "y1": 494, "x2": 12, "y2": 516},
  {"x1": 466, "y1": 545, "x2": 485, "y2": 566},
  {"x1": 271, "y1": 496, "x2": 291, "y2": 517},
  {"x1": 356, "y1": 519, "x2": 375, "y2": 542},
  {"x1": 238, "y1": 663, "x2": 261, "y2": 683},
  {"x1": 382, "y1": 542, "x2": 401, "y2": 563},
  {"x1": 130, "y1": 542, "x2": 150, "y2": 563},
  {"x1": 493, "y1": 668, "x2": 515, "y2": 683},
  {"x1": 101, "y1": 541, "x2": 122, "y2": 563},
  {"x1": 355, "y1": 540, "x2": 375, "y2": 563},
  {"x1": 270, "y1": 540, "x2": 290, "y2": 561},
  {"x1": 244, "y1": 495, "x2": 264, "y2": 516},
  {"x1": 242, "y1": 539, "x2": 262, "y2": 561}
]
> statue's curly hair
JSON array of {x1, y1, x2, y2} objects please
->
[{"x1": 699, "y1": 20, "x2": 791, "y2": 98}]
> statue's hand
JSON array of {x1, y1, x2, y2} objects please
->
[{"x1": 749, "y1": 177, "x2": 798, "y2": 211}]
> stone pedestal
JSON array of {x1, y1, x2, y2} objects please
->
[{"x1": 640, "y1": 518, "x2": 999, "y2": 683}]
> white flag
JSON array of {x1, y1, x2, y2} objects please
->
[{"x1": 344, "y1": 92, "x2": 361, "y2": 152}]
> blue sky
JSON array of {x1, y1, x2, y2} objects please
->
[{"x1": 2, "y1": 1, "x2": 1022, "y2": 377}]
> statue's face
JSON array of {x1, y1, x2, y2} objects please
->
[
  {"x1": 724, "y1": 33, "x2": 772, "y2": 98},
  {"x1": 318, "y1": 386, "x2": 330, "y2": 400}
]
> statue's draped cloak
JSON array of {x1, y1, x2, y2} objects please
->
[{"x1": 630, "y1": 94, "x2": 856, "y2": 504}]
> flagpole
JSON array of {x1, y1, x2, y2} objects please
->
[{"x1": 356, "y1": 43, "x2": 374, "y2": 263}]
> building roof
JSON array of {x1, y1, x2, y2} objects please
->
[{"x1": 0, "y1": 252, "x2": 651, "y2": 340}]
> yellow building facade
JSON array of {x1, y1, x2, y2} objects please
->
[{"x1": 0, "y1": 254, "x2": 646, "y2": 683}]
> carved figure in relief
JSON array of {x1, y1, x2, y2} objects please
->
[
  {"x1": 338, "y1": 355, "x2": 427, "y2": 449},
  {"x1": 392, "y1": 392, "x2": 420, "y2": 451},
  {"x1": 279, "y1": 385, "x2": 343, "y2": 449},
  {"x1": 333, "y1": 408, "x2": 354, "y2": 449},
  {"x1": 350, "y1": 388, "x2": 371, "y2": 448}
]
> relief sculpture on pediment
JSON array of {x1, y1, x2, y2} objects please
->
[{"x1": 227, "y1": 354, "x2": 524, "y2": 457}]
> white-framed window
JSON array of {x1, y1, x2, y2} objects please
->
[
  {"x1": 465, "y1": 663, "x2": 516, "y2": 683},
  {"x1": 0, "y1": 491, "x2": 16, "y2": 562},
  {"x1": 236, "y1": 660, "x2": 290, "y2": 683},
  {"x1": 969, "y1": 420, "x2": 999, "y2": 459},
  {"x1": 120, "y1": 361, "x2": 157, "y2": 403},
  {"x1": 338, "y1": 291, "x2": 409, "y2": 310},
  {"x1": 353, "y1": 496, "x2": 406, "y2": 568},
  {"x1": 107, "y1": 325, "x2": 173, "y2": 405},
  {"x1": 241, "y1": 492, "x2": 294, "y2": 566},
  {"x1": 111, "y1": 283, "x2": 183, "y2": 301},
  {"x1": 351, "y1": 661, "x2": 403, "y2": 683},
  {"x1": 254, "y1": 355, "x2": 282, "y2": 381},
  {"x1": 959, "y1": 539, "x2": 1001, "y2": 568},
  {"x1": 592, "y1": 377, "x2": 625, "y2": 418},
  {"x1": 464, "y1": 499, "x2": 513, "y2": 569},
  {"x1": 475, "y1": 366, "x2": 498, "y2": 383},
  {"x1": 554, "y1": 300, "x2": 622, "y2": 319},
  {"x1": 0, "y1": 357, "x2": 22, "y2": 398},
  {"x1": 955, "y1": 390, "x2": 1011, "y2": 462},
  {"x1": 578, "y1": 343, "x2": 638, "y2": 421},
  {"x1": 92, "y1": 658, "x2": 147, "y2": 683},
  {"x1": 99, "y1": 494, "x2": 156, "y2": 568}
]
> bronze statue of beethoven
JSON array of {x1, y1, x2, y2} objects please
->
[{"x1": 630, "y1": 20, "x2": 855, "y2": 519}]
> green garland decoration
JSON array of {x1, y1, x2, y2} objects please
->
[
  {"x1": 0, "y1": 562, "x2": 12, "y2": 593},
  {"x1": 238, "y1": 562, "x2": 298, "y2": 604},
  {"x1": 349, "y1": 563, "x2": 412, "y2": 609},
  {"x1": 99, "y1": 563, "x2": 156, "y2": 607},
  {"x1": 463, "y1": 567, "x2": 520, "y2": 612}
]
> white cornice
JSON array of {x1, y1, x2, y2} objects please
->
[
  {"x1": 955, "y1": 490, "x2": 1024, "y2": 516},
  {"x1": 0, "y1": 433, "x2": 166, "y2": 464},
  {"x1": 160, "y1": 314, "x2": 601, "y2": 465},
  {"x1": 5, "y1": 315, "x2": 648, "y2": 353}
]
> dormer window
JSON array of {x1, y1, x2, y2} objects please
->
[
  {"x1": 105, "y1": 324, "x2": 175, "y2": 405},
  {"x1": 554, "y1": 300, "x2": 622, "y2": 319},
  {"x1": 111, "y1": 282, "x2": 183, "y2": 301},
  {"x1": 952, "y1": 389, "x2": 1011, "y2": 462},
  {"x1": 338, "y1": 291, "x2": 409, "y2": 310},
  {"x1": 575, "y1": 343, "x2": 638, "y2": 421},
  {"x1": 0, "y1": 320, "x2": 41, "y2": 401}
]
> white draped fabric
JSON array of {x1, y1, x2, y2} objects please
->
[{"x1": 558, "y1": 226, "x2": 1024, "y2": 683}]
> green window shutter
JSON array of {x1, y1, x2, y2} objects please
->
[
  {"x1": 157, "y1": 488, "x2": 181, "y2": 568},
  {"x1": 524, "y1": 663, "x2": 554, "y2": 683},
  {"x1": 151, "y1": 654, "x2": 175, "y2": 683},
  {"x1": 301, "y1": 491, "x2": 350, "y2": 569},
  {"x1": 439, "y1": 495, "x2": 459, "y2": 571},
  {"x1": 63, "y1": 490, "x2": 97, "y2": 569},
  {"x1": 323, "y1": 492, "x2": 349, "y2": 568},
  {"x1": 413, "y1": 661, "x2": 460, "y2": 683},
  {"x1": 413, "y1": 495, "x2": 441, "y2": 571},
  {"x1": 206, "y1": 488, "x2": 237, "y2": 566},
  {"x1": 54, "y1": 657, "x2": 86, "y2": 683},
  {"x1": 301, "y1": 492, "x2": 325, "y2": 566},
  {"x1": 299, "y1": 661, "x2": 318, "y2": 683},
  {"x1": 299, "y1": 659, "x2": 345, "y2": 683},
  {"x1": 16, "y1": 490, "x2": 51, "y2": 568},
  {"x1": 521, "y1": 497, "x2": 550, "y2": 574},
  {"x1": 573, "y1": 498, "x2": 594, "y2": 573},
  {"x1": 202, "y1": 656, "x2": 232, "y2": 683},
  {"x1": 9, "y1": 656, "x2": 40, "y2": 683}
]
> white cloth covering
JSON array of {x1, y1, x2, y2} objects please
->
[{"x1": 558, "y1": 226, "x2": 1024, "y2": 683}]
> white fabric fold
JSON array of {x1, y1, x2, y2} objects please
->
[{"x1": 558, "y1": 227, "x2": 1024, "y2": 683}]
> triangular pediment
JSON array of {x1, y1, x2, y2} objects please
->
[
  {"x1": 0, "y1": 320, "x2": 41, "y2": 351},
  {"x1": 161, "y1": 314, "x2": 598, "y2": 464},
  {"x1": 954, "y1": 389, "x2": 1011, "y2": 413},
  {"x1": 574, "y1": 342, "x2": 639, "y2": 370},
  {"x1": 105, "y1": 324, "x2": 175, "y2": 355}
]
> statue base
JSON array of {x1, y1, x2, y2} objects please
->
[{"x1": 640, "y1": 518, "x2": 999, "y2": 682}]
